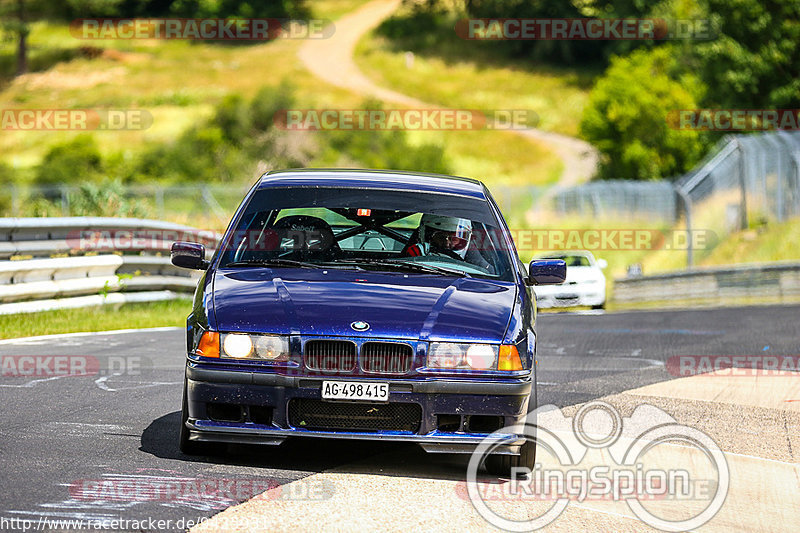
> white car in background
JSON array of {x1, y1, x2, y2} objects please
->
[{"x1": 532, "y1": 250, "x2": 607, "y2": 309}]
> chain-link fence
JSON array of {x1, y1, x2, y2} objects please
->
[
  {"x1": 546, "y1": 130, "x2": 800, "y2": 263},
  {"x1": 674, "y1": 131, "x2": 800, "y2": 264},
  {"x1": 549, "y1": 131, "x2": 800, "y2": 223},
  {"x1": 550, "y1": 180, "x2": 677, "y2": 221},
  {"x1": 3, "y1": 130, "x2": 799, "y2": 262},
  {"x1": 0, "y1": 183, "x2": 254, "y2": 227},
  {"x1": 0, "y1": 181, "x2": 547, "y2": 229},
  {"x1": 678, "y1": 131, "x2": 800, "y2": 226}
]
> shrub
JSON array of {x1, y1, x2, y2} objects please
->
[
  {"x1": 0, "y1": 162, "x2": 15, "y2": 214},
  {"x1": 128, "y1": 84, "x2": 302, "y2": 183},
  {"x1": 212, "y1": 94, "x2": 249, "y2": 145},
  {"x1": 580, "y1": 47, "x2": 709, "y2": 180},
  {"x1": 35, "y1": 134, "x2": 104, "y2": 186},
  {"x1": 250, "y1": 83, "x2": 295, "y2": 133},
  {"x1": 324, "y1": 101, "x2": 450, "y2": 174},
  {"x1": 68, "y1": 179, "x2": 149, "y2": 217}
]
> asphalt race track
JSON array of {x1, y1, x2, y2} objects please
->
[{"x1": 1, "y1": 304, "x2": 798, "y2": 530}]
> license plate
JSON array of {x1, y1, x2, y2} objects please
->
[{"x1": 321, "y1": 381, "x2": 389, "y2": 402}]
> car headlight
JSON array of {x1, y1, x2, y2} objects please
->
[
  {"x1": 427, "y1": 343, "x2": 464, "y2": 369},
  {"x1": 222, "y1": 333, "x2": 253, "y2": 358},
  {"x1": 254, "y1": 335, "x2": 290, "y2": 361},
  {"x1": 427, "y1": 342, "x2": 499, "y2": 370},
  {"x1": 220, "y1": 333, "x2": 289, "y2": 361},
  {"x1": 466, "y1": 344, "x2": 496, "y2": 370}
]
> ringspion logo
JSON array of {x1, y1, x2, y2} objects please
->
[{"x1": 466, "y1": 401, "x2": 728, "y2": 531}]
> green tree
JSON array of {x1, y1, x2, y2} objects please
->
[
  {"x1": 691, "y1": 0, "x2": 800, "y2": 108},
  {"x1": 168, "y1": 0, "x2": 309, "y2": 18},
  {"x1": 462, "y1": 0, "x2": 656, "y2": 64},
  {"x1": 580, "y1": 46, "x2": 708, "y2": 180},
  {"x1": 1, "y1": 0, "x2": 34, "y2": 75},
  {"x1": 0, "y1": 0, "x2": 103, "y2": 76}
]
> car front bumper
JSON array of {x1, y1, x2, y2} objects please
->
[
  {"x1": 535, "y1": 287, "x2": 605, "y2": 308},
  {"x1": 185, "y1": 364, "x2": 533, "y2": 455}
]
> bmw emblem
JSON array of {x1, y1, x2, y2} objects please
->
[{"x1": 350, "y1": 321, "x2": 370, "y2": 332}]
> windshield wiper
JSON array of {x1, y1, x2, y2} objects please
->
[
  {"x1": 330, "y1": 259, "x2": 470, "y2": 277},
  {"x1": 223, "y1": 259, "x2": 323, "y2": 269}
]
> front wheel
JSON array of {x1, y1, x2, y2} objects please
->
[
  {"x1": 179, "y1": 381, "x2": 223, "y2": 456},
  {"x1": 484, "y1": 438, "x2": 536, "y2": 477}
]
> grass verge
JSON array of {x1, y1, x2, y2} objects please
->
[
  {"x1": 0, "y1": 298, "x2": 192, "y2": 339},
  {"x1": 0, "y1": 2, "x2": 370, "y2": 170},
  {"x1": 0, "y1": 0, "x2": 563, "y2": 191},
  {"x1": 354, "y1": 33, "x2": 595, "y2": 138}
]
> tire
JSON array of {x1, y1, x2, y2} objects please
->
[
  {"x1": 179, "y1": 381, "x2": 223, "y2": 456},
  {"x1": 591, "y1": 303, "x2": 605, "y2": 310},
  {"x1": 484, "y1": 438, "x2": 536, "y2": 477}
]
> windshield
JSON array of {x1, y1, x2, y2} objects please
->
[{"x1": 217, "y1": 186, "x2": 516, "y2": 281}]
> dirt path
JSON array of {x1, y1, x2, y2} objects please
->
[{"x1": 299, "y1": 0, "x2": 599, "y2": 187}]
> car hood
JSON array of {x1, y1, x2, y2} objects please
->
[{"x1": 211, "y1": 268, "x2": 517, "y2": 342}]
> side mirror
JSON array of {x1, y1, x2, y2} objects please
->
[
  {"x1": 171, "y1": 241, "x2": 209, "y2": 270},
  {"x1": 596, "y1": 258, "x2": 608, "y2": 269},
  {"x1": 527, "y1": 259, "x2": 566, "y2": 286}
]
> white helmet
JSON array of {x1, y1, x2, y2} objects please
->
[{"x1": 419, "y1": 214, "x2": 472, "y2": 259}]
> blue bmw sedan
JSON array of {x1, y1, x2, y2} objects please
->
[{"x1": 171, "y1": 169, "x2": 565, "y2": 474}]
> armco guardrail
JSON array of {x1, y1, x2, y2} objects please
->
[
  {"x1": 0, "y1": 217, "x2": 220, "y2": 315},
  {"x1": 613, "y1": 261, "x2": 800, "y2": 308},
  {"x1": 0, "y1": 217, "x2": 218, "y2": 259}
]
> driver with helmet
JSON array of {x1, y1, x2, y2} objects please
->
[
  {"x1": 405, "y1": 214, "x2": 493, "y2": 272},
  {"x1": 406, "y1": 214, "x2": 472, "y2": 259}
]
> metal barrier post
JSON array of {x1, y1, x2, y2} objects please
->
[
  {"x1": 675, "y1": 186, "x2": 693, "y2": 268},
  {"x1": 733, "y1": 138, "x2": 748, "y2": 230}
]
